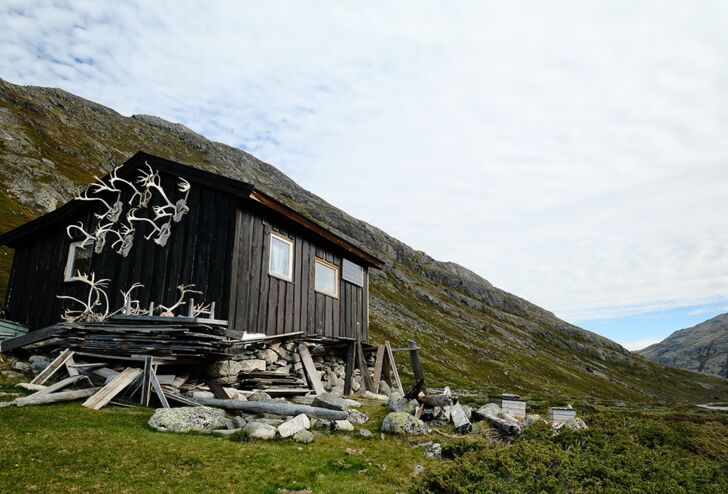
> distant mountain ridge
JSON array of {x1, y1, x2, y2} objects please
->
[
  {"x1": 0, "y1": 77, "x2": 726, "y2": 401},
  {"x1": 639, "y1": 314, "x2": 728, "y2": 378}
]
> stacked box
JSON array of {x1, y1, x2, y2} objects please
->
[
  {"x1": 548, "y1": 407, "x2": 577, "y2": 423},
  {"x1": 489, "y1": 395, "x2": 527, "y2": 418}
]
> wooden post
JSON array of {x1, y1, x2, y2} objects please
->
[
  {"x1": 408, "y1": 340, "x2": 425, "y2": 390},
  {"x1": 384, "y1": 341, "x2": 404, "y2": 395},
  {"x1": 356, "y1": 340, "x2": 373, "y2": 393},
  {"x1": 298, "y1": 343, "x2": 325, "y2": 395},
  {"x1": 343, "y1": 340, "x2": 355, "y2": 396},
  {"x1": 140, "y1": 356, "x2": 154, "y2": 406},
  {"x1": 371, "y1": 345, "x2": 386, "y2": 394}
]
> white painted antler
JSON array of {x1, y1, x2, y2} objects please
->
[
  {"x1": 192, "y1": 301, "x2": 212, "y2": 318},
  {"x1": 118, "y1": 282, "x2": 146, "y2": 315},
  {"x1": 110, "y1": 165, "x2": 149, "y2": 207},
  {"x1": 109, "y1": 221, "x2": 135, "y2": 257},
  {"x1": 66, "y1": 222, "x2": 95, "y2": 247},
  {"x1": 93, "y1": 222, "x2": 115, "y2": 253},
  {"x1": 87, "y1": 177, "x2": 124, "y2": 223},
  {"x1": 57, "y1": 271, "x2": 111, "y2": 322},
  {"x1": 127, "y1": 208, "x2": 162, "y2": 240},
  {"x1": 157, "y1": 284, "x2": 202, "y2": 316}
]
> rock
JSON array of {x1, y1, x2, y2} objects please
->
[
  {"x1": 562, "y1": 417, "x2": 588, "y2": 430},
  {"x1": 238, "y1": 359, "x2": 266, "y2": 373},
  {"x1": 148, "y1": 406, "x2": 227, "y2": 433},
  {"x1": 450, "y1": 403, "x2": 472, "y2": 434},
  {"x1": 462, "y1": 405, "x2": 472, "y2": 420},
  {"x1": 278, "y1": 414, "x2": 311, "y2": 438},
  {"x1": 261, "y1": 349, "x2": 279, "y2": 364},
  {"x1": 334, "y1": 420, "x2": 354, "y2": 431},
  {"x1": 243, "y1": 422, "x2": 277, "y2": 439},
  {"x1": 388, "y1": 394, "x2": 418, "y2": 414},
  {"x1": 29, "y1": 355, "x2": 50, "y2": 374},
  {"x1": 0, "y1": 371, "x2": 24, "y2": 380},
  {"x1": 204, "y1": 360, "x2": 242, "y2": 378},
  {"x1": 311, "y1": 418, "x2": 334, "y2": 431},
  {"x1": 11, "y1": 361, "x2": 32, "y2": 374},
  {"x1": 313, "y1": 392, "x2": 349, "y2": 411},
  {"x1": 359, "y1": 428, "x2": 373, "y2": 438},
  {"x1": 379, "y1": 381, "x2": 391, "y2": 396},
  {"x1": 292, "y1": 429, "x2": 314, "y2": 443},
  {"x1": 342, "y1": 398, "x2": 362, "y2": 408},
  {"x1": 291, "y1": 352, "x2": 302, "y2": 363},
  {"x1": 414, "y1": 464, "x2": 426, "y2": 475},
  {"x1": 247, "y1": 392, "x2": 272, "y2": 402},
  {"x1": 346, "y1": 409, "x2": 369, "y2": 425},
  {"x1": 425, "y1": 443, "x2": 442, "y2": 458},
  {"x1": 352, "y1": 380, "x2": 361, "y2": 392},
  {"x1": 522, "y1": 414, "x2": 543, "y2": 429},
  {"x1": 382, "y1": 412, "x2": 428, "y2": 435},
  {"x1": 362, "y1": 391, "x2": 389, "y2": 401},
  {"x1": 192, "y1": 391, "x2": 216, "y2": 400},
  {"x1": 232, "y1": 415, "x2": 248, "y2": 428}
]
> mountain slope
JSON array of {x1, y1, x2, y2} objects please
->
[
  {"x1": 1, "y1": 77, "x2": 725, "y2": 402},
  {"x1": 639, "y1": 314, "x2": 728, "y2": 378}
]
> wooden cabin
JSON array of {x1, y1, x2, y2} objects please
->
[{"x1": 0, "y1": 152, "x2": 383, "y2": 341}]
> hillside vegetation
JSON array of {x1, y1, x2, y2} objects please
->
[{"x1": 1, "y1": 77, "x2": 726, "y2": 402}]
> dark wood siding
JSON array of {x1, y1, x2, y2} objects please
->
[
  {"x1": 229, "y1": 203, "x2": 368, "y2": 340},
  {"x1": 5, "y1": 171, "x2": 236, "y2": 330}
]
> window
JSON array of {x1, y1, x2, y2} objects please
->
[
  {"x1": 314, "y1": 258, "x2": 339, "y2": 298},
  {"x1": 64, "y1": 241, "x2": 94, "y2": 281},
  {"x1": 269, "y1": 233, "x2": 293, "y2": 281},
  {"x1": 342, "y1": 259, "x2": 364, "y2": 287}
]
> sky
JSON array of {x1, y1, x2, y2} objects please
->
[{"x1": 1, "y1": 1, "x2": 727, "y2": 350}]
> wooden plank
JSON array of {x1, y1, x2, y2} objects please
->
[
  {"x1": 30, "y1": 349, "x2": 74, "y2": 385},
  {"x1": 298, "y1": 342, "x2": 325, "y2": 395},
  {"x1": 356, "y1": 339, "x2": 373, "y2": 393},
  {"x1": 257, "y1": 222, "x2": 272, "y2": 334},
  {"x1": 16, "y1": 375, "x2": 89, "y2": 404},
  {"x1": 0, "y1": 324, "x2": 63, "y2": 353},
  {"x1": 205, "y1": 379, "x2": 231, "y2": 400},
  {"x1": 151, "y1": 372, "x2": 170, "y2": 408},
  {"x1": 64, "y1": 354, "x2": 80, "y2": 377},
  {"x1": 15, "y1": 387, "x2": 101, "y2": 407},
  {"x1": 384, "y1": 341, "x2": 404, "y2": 394},
  {"x1": 371, "y1": 345, "x2": 386, "y2": 394},
  {"x1": 82, "y1": 367, "x2": 142, "y2": 410},
  {"x1": 140, "y1": 356, "x2": 154, "y2": 406}
]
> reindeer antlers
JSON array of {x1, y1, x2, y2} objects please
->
[
  {"x1": 57, "y1": 271, "x2": 111, "y2": 323},
  {"x1": 157, "y1": 284, "x2": 202, "y2": 316}
]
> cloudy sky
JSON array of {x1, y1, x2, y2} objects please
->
[{"x1": 2, "y1": 1, "x2": 727, "y2": 349}]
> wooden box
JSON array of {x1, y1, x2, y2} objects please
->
[
  {"x1": 548, "y1": 407, "x2": 577, "y2": 423},
  {"x1": 489, "y1": 395, "x2": 527, "y2": 418}
]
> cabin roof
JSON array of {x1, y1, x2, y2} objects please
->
[{"x1": 0, "y1": 151, "x2": 384, "y2": 269}]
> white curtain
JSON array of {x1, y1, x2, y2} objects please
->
[
  {"x1": 315, "y1": 261, "x2": 336, "y2": 294},
  {"x1": 270, "y1": 236, "x2": 291, "y2": 277}
]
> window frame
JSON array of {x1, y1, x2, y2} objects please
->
[
  {"x1": 314, "y1": 257, "x2": 340, "y2": 298},
  {"x1": 268, "y1": 232, "x2": 294, "y2": 282},
  {"x1": 64, "y1": 240, "x2": 94, "y2": 282}
]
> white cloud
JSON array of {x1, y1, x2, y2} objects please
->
[{"x1": 1, "y1": 1, "x2": 728, "y2": 336}]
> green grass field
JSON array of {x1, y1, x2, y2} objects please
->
[{"x1": 2, "y1": 362, "x2": 728, "y2": 494}]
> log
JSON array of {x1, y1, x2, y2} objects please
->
[
  {"x1": 22, "y1": 375, "x2": 89, "y2": 400},
  {"x1": 474, "y1": 405, "x2": 522, "y2": 435},
  {"x1": 195, "y1": 398, "x2": 349, "y2": 420},
  {"x1": 15, "y1": 388, "x2": 101, "y2": 407},
  {"x1": 16, "y1": 383, "x2": 47, "y2": 392},
  {"x1": 408, "y1": 340, "x2": 425, "y2": 389}
]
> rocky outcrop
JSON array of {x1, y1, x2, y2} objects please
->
[
  {"x1": 148, "y1": 406, "x2": 227, "y2": 433},
  {"x1": 639, "y1": 314, "x2": 728, "y2": 378}
]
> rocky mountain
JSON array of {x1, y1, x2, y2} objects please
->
[
  {"x1": 639, "y1": 314, "x2": 728, "y2": 378},
  {"x1": 1, "y1": 77, "x2": 725, "y2": 402}
]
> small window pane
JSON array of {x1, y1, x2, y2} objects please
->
[
  {"x1": 315, "y1": 259, "x2": 338, "y2": 297},
  {"x1": 342, "y1": 259, "x2": 364, "y2": 287},
  {"x1": 269, "y1": 234, "x2": 293, "y2": 280},
  {"x1": 65, "y1": 241, "x2": 94, "y2": 281}
]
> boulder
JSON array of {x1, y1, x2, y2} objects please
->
[
  {"x1": 381, "y1": 412, "x2": 428, "y2": 435},
  {"x1": 204, "y1": 360, "x2": 242, "y2": 378},
  {"x1": 238, "y1": 359, "x2": 266, "y2": 373},
  {"x1": 148, "y1": 406, "x2": 227, "y2": 433},
  {"x1": 346, "y1": 409, "x2": 369, "y2": 425},
  {"x1": 247, "y1": 392, "x2": 272, "y2": 402},
  {"x1": 334, "y1": 420, "x2": 354, "y2": 431},
  {"x1": 278, "y1": 414, "x2": 311, "y2": 438},
  {"x1": 191, "y1": 391, "x2": 215, "y2": 400},
  {"x1": 29, "y1": 355, "x2": 51, "y2": 374},
  {"x1": 11, "y1": 361, "x2": 32, "y2": 374},
  {"x1": 521, "y1": 414, "x2": 544, "y2": 429},
  {"x1": 450, "y1": 403, "x2": 472, "y2": 434},
  {"x1": 292, "y1": 429, "x2": 314, "y2": 443},
  {"x1": 243, "y1": 422, "x2": 277, "y2": 439},
  {"x1": 313, "y1": 392, "x2": 349, "y2": 411},
  {"x1": 379, "y1": 381, "x2": 392, "y2": 396},
  {"x1": 562, "y1": 417, "x2": 588, "y2": 431},
  {"x1": 388, "y1": 394, "x2": 418, "y2": 414},
  {"x1": 261, "y1": 349, "x2": 279, "y2": 364}
]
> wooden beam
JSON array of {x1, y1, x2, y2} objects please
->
[
  {"x1": 371, "y1": 345, "x2": 386, "y2": 394},
  {"x1": 64, "y1": 355, "x2": 80, "y2": 377},
  {"x1": 0, "y1": 324, "x2": 62, "y2": 353},
  {"x1": 408, "y1": 340, "x2": 425, "y2": 389},
  {"x1": 30, "y1": 349, "x2": 75, "y2": 385},
  {"x1": 140, "y1": 356, "x2": 154, "y2": 406},
  {"x1": 151, "y1": 372, "x2": 170, "y2": 408},
  {"x1": 343, "y1": 341, "x2": 355, "y2": 396},
  {"x1": 356, "y1": 340, "x2": 373, "y2": 393},
  {"x1": 83, "y1": 367, "x2": 142, "y2": 410},
  {"x1": 384, "y1": 341, "x2": 404, "y2": 395},
  {"x1": 14, "y1": 388, "x2": 101, "y2": 407},
  {"x1": 194, "y1": 398, "x2": 348, "y2": 420},
  {"x1": 205, "y1": 379, "x2": 231, "y2": 400},
  {"x1": 298, "y1": 342, "x2": 325, "y2": 395},
  {"x1": 15, "y1": 375, "x2": 88, "y2": 404}
]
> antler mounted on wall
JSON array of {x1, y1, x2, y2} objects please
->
[
  {"x1": 157, "y1": 284, "x2": 203, "y2": 317},
  {"x1": 57, "y1": 272, "x2": 111, "y2": 323}
]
